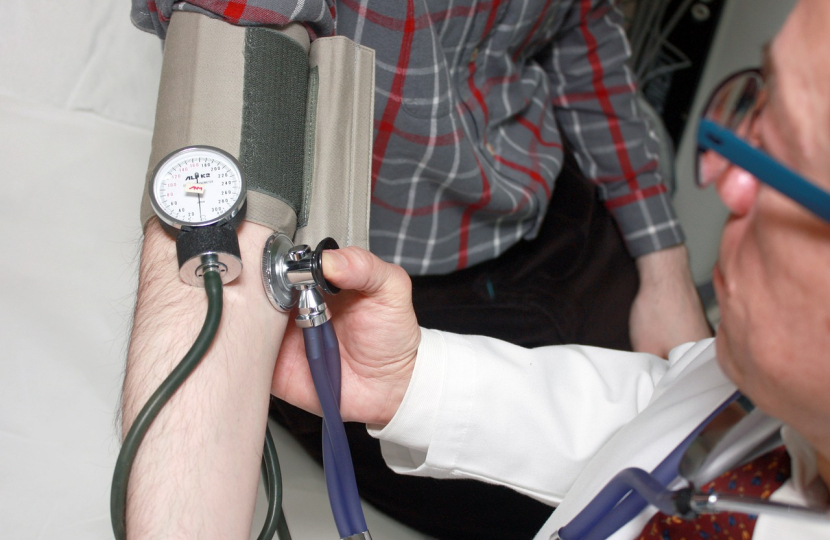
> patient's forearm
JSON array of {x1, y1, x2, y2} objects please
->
[{"x1": 122, "y1": 219, "x2": 286, "y2": 539}]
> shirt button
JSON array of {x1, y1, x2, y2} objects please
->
[{"x1": 486, "y1": 142, "x2": 495, "y2": 155}]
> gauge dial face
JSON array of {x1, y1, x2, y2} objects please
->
[{"x1": 150, "y1": 146, "x2": 246, "y2": 228}]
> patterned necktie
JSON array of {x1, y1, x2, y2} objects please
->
[{"x1": 638, "y1": 446, "x2": 791, "y2": 540}]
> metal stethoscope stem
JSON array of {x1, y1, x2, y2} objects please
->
[{"x1": 688, "y1": 491, "x2": 830, "y2": 522}]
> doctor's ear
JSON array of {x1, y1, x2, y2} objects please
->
[{"x1": 715, "y1": 167, "x2": 760, "y2": 217}]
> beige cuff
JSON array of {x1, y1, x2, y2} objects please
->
[{"x1": 140, "y1": 11, "x2": 374, "y2": 252}]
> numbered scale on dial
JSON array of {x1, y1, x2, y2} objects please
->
[{"x1": 150, "y1": 146, "x2": 246, "y2": 229}]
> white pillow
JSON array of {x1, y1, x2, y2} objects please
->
[{"x1": 1, "y1": 1, "x2": 162, "y2": 129}]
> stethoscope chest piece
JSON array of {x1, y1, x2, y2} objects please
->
[
  {"x1": 261, "y1": 233, "x2": 341, "y2": 322},
  {"x1": 261, "y1": 233, "x2": 299, "y2": 311}
]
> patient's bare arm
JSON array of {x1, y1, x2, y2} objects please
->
[{"x1": 121, "y1": 219, "x2": 287, "y2": 539}]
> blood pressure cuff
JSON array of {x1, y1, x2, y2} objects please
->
[{"x1": 139, "y1": 11, "x2": 375, "y2": 250}]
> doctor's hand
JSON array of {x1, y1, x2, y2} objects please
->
[
  {"x1": 271, "y1": 247, "x2": 420, "y2": 427},
  {"x1": 629, "y1": 245, "x2": 712, "y2": 358}
]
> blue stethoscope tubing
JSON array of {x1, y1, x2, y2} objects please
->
[
  {"x1": 303, "y1": 321, "x2": 368, "y2": 538},
  {"x1": 557, "y1": 391, "x2": 741, "y2": 540}
]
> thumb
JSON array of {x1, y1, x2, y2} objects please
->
[{"x1": 322, "y1": 247, "x2": 411, "y2": 300}]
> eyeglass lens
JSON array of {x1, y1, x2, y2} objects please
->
[{"x1": 697, "y1": 71, "x2": 764, "y2": 188}]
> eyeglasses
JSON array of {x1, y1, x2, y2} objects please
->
[{"x1": 696, "y1": 69, "x2": 830, "y2": 223}]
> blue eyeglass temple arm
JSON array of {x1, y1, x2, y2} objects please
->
[{"x1": 697, "y1": 119, "x2": 830, "y2": 223}]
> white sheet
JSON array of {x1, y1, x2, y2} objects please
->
[{"x1": 1, "y1": 2, "x2": 428, "y2": 538}]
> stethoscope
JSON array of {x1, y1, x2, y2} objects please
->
[
  {"x1": 111, "y1": 146, "x2": 371, "y2": 540},
  {"x1": 262, "y1": 232, "x2": 371, "y2": 540},
  {"x1": 553, "y1": 392, "x2": 830, "y2": 540}
]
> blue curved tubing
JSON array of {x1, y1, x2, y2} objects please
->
[
  {"x1": 303, "y1": 322, "x2": 368, "y2": 538},
  {"x1": 558, "y1": 392, "x2": 740, "y2": 540}
]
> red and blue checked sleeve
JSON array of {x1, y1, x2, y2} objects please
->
[
  {"x1": 130, "y1": 0, "x2": 335, "y2": 39},
  {"x1": 543, "y1": 0, "x2": 685, "y2": 257}
]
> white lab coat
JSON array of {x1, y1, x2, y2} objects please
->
[{"x1": 370, "y1": 331, "x2": 830, "y2": 539}]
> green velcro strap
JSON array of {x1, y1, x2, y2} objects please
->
[
  {"x1": 300, "y1": 66, "x2": 319, "y2": 229},
  {"x1": 241, "y1": 27, "x2": 310, "y2": 219}
]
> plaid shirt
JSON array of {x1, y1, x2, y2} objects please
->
[{"x1": 133, "y1": 0, "x2": 684, "y2": 275}]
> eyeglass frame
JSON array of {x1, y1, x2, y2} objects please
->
[{"x1": 696, "y1": 68, "x2": 830, "y2": 223}]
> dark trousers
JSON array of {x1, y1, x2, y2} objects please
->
[{"x1": 269, "y1": 154, "x2": 639, "y2": 539}]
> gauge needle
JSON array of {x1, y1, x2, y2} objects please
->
[{"x1": 197, "y1": 188, "x2": 202, "y2": 220}]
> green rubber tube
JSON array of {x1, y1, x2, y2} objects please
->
[
  {"x1": 259, "y1": 424, "x2": 291, "y2": 540},
  {"x1": 110, "y1": 271, "x2": 223, "y2": 539},
  {"x1": 110, "y1": 269, "x2": 291, "y2": 539}
]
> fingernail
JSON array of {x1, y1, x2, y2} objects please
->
[{"x1": 323, "y1": 250, "x2": 348, "y2": 275}]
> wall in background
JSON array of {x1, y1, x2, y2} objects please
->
[{"x1": 672, "y1": 0, "x2": 796, "y2": 284}]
